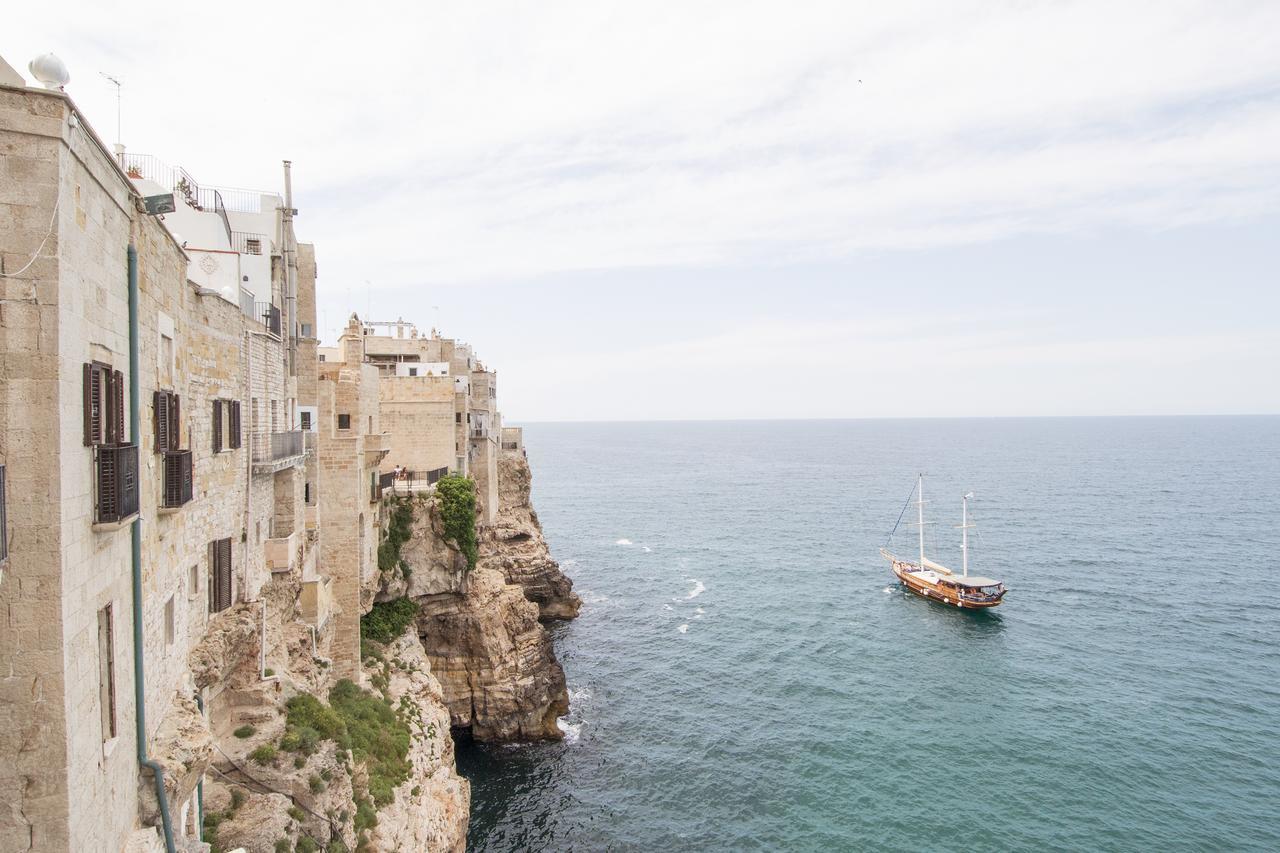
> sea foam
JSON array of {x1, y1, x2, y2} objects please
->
[{"x1": 615, "y1": 538, "x2": 633, "y2": 546}]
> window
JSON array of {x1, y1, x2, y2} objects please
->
[
  {"x1": 188, "y1": 564, "x2": 199, "y2": 598},
  {"x1": 319, "y1": 354, "x2": 326, "y2": 363},
  {"x1": 0, "y1": 464, "x2": 7, "y2": 566},
  {"x1": 304, "y1": 482, "x2": 312, "y2": 504},
  {"x1": 98, "y1": 604, "x2": 116, "y2": 741},
  {"x1": 301, "y1": 323, "x2": 313, "y2": 338},
  {"x1": 408, "y1": 367, "x2": 418, "y2": 377},
  {"x1": 300, "y1": 411, "x2": 312, "y2": 431},
  {"x1": 209, "y1": 538, "x2": 233, "y2": 613},
  {"x1": 154, "y1": 390, "x2": 180, "y2": 452},
  {"x1": 213, "y1": 400, "x2": 242, "y2": 452},
  {"x1": 229, "y1": 401, "x2": 242, "y2": 449},
  {"x1": 367, "y1": 415, "x2": 372, "y2": 433},
  {"x1": 455, "y1": 412, "x2": 461, "y2": 424},
  {"x1": 244, "y1": 237, "x2": 262, "y2": 255},
  {"x1": 83, "y1": 362, "x2": 125, "y2": 446},
  {"x1": 337, "y1": 414, "x2": 351, "y2": 430},
  {"x1": 164, "y1": 595, "x2": 175, "y2": 646}
]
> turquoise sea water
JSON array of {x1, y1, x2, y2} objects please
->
[{"x1": 455, "y1": 417, "x2": 1280, "y2": 851}]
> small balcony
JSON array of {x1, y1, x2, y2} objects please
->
[
  {"x1": 384, "y1": 466, "x2": 450, "y2": 496},
  {"x1": 251, "y1": 430, "x2": 305, "y2": 474},
  {"x1": 160, "y1": 449, "x2": 193, "y2": 511},
  {"x1": 300, "y1": 575, "x2": 334, "y2": 630},
  {"x1": 264, "y1": 530, "x2": 302, "y2": 575},
  {"x1": 364, "y1": 431, "x2": 391, "y2": 464},
  {"x1": 254, "y1": 302, "x2": 281, "y2": 336},
  {"x1": 94, "y1": 444, "x2": 139, "y2": 527}
]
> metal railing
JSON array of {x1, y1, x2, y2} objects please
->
[
  {"x1": 254, "y1": 302, "x2": 281, "y2": 335},
  {"x1": 251, "y1": 430, "x2": 303, "y2": 464},
  {"x1": 122, "y1": 154, "x2": 234, "y2": 245},
  {"x1": 231, "y1": 230, "x2": 268, "y2": 255},
  {"x1": 385, "y1": 466, "x2": 450, "y2": 495},
  {"x1": 95, "y1": 444, "x2": 139, "y2": 524},
  {"x1": 121, "y1": 153, "x2": 270, "y2": 213},
  {"x1": 161, "y1": 449, "x2": 193, "y2": 508}
]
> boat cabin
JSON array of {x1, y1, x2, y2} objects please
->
[{"x1": 937, "y1": 575, "x2": 1004, "y2": 601}]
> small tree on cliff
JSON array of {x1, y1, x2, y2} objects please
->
[{"x1": 436, "y1": 474, "x2": 478, "y2": 571}]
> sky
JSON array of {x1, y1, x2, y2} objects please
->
[{"x1": 6, "y1": 1, "x2": 1280, "y2": 421}]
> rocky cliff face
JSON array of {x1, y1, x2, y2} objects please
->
[
  {"x1": 189, "y1": 582, "x2": 468, "y2": 853},
  {"x1": 479, "y1": 450, "x2": 581, "y2": 621},
  {"x1": 367, "y1": 631, "x2": 470, "y2": 852},
  {"x1": 416, "y1": 568, "x2": 569, "y2": 741}
]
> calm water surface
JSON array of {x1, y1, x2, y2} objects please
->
[{"x1": 456, "y1": 418, "x2": 1280, "y2": 851}]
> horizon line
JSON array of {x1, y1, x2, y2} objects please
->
[{"x1": 510, "y1": 412, "x2": 1280, "y2": 425}]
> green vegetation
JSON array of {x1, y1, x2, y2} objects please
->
[
  {"x1": 275, "y1": 839, "x2": 291, "y2": 853},
  {"x1": 436, "y1": 474, "x2": 478, "y2": 570},
  {"x1": 360, "y1": 597, "x2": 418, "y2": 645},
  {"x1": 233, "y1": 725, "x2": 256, "y2": 739},
  {"x1": 202, "y1": 787, "x2": 246, "y2": 853},
  {"x1": 283, "y1": 680, "x2": 412, "y2": 809},
  {"x1": 377, "y1": 499, "x2": 414, "y2": 574},
  {"x1": 296, "y1": 839, "x2": 319, "y2": 853},
  {"x1": 288, "y1": 805, "x2": 305, "y2": 822},
  {"x1": 264, "y1": 667, "x2": 275, "y2": 677},
  {"x1": 309, "y1": 774, "x2": 326, "y2": 794},
  {"x1": 249, "y1": 744, "x2": 277, "y2": 765}
]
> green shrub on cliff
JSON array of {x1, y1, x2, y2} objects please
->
[
  {"x1": 330, "y1": 680, "x2": 412, "y2": 807},
  {"x1": 377, "y1": 499, "x2": 414, "y2": 575},
  {"x1": 360, "y1": 596, "x2": 419, "y2": 645},
  {"x1": 436, "y1": 474, "x2": 478, "y2": 570},
  {"x1": 283, "y1": 681, "x2": 412, "y2": 809}
]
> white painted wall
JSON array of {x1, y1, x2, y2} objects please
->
[{"x1": 396, "y1": 362, "x2": 449, "y2": 377}]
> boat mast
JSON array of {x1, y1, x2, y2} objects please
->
[
  {"x1": 917, "y1": 474, "x2": 926, "y2": 570},
  {"x1": 959, "y1": 491, "x2": 975, "y2": 577}
]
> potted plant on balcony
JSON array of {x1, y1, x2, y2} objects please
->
[{"x1": 126, "y1": 164, "x2": 143, "y2": 179}]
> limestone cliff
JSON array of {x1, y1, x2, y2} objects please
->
[
  {"x1": 185, "y1": 577, "x2": 468, "y2": 853},
  {"x1": 367, "y1": 631, "x2": 469, "y2": 852},
  {"x1": 479, "y1": 450, "x2": 581, "y2": 621},
  {"x1": 378, "y1": 482, "x2": 572, "y2": 742},
  {"x1": 416, "y1": 568, "x2": 569, "y2": 741}
]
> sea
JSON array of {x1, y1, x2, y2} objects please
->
[{"x1": 455, "y1": 417, "x2": 1280, "y2": 852}]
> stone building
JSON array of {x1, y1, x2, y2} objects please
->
[
  {"x1": 322, "y1": 319, "x2": 503, "y2": 525},
  {"x1": 0, "y1": 76, "x2": 326, "y2": 851}
]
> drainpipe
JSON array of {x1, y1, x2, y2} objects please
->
[
  {"x1": 129, "y1": 240, "x2": 177, "y2": 852},
  {"x1": 194, "y1": 692, "x2": 205, "y2": 841}
]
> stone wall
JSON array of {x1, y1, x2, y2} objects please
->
[{"x1": 378, "y1": 374, "x2": 455, "y2": 476}]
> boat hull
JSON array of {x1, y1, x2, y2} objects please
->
[{"x1": 889, "y1": 559, "x2": 1004, "y2": 609}]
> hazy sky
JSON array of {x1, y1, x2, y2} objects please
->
[{"x1": 7, "y1": 1, "x2": 1279, "y2": 420}]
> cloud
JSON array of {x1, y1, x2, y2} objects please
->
[{"x1": 7, "y1": 1, "x2": 1280, "y2": 292}]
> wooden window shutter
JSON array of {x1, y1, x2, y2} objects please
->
[
  {"x1": 212, "y1": 400, "x2": 223, "y2": 453},
  {"x1": 213, "y1": 538, "x2": 233, "y2": 611},
  {"x1": 97, "y1": 446, "x2": 118, "y2": 521},
  {"x1": 230, "y1": 401, "x2": 242, "y2": 449},
  {"x1": 84, "y1": 363, "x2": 105, "y2": 446},
  {"x1": 110, "y1": 370, "x2": 125, "y2": 445},
  {"x1": 169, "y1": 394, "x2": 180, "y2": 450},
  {"x1": 154, "y1": 391, "x2": 169, "y2": 453}
]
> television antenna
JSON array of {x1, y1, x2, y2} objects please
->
[{"x1": 99, "y1": 72, "x2": 122, "y2": 147}]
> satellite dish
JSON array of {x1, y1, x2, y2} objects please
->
[{"x1": 29, "y1": 53, "x2": 70, "y2": 90}]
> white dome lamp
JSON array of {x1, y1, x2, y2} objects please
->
[{"x1": 29, "y1": 53, "x2": 70, "y2": 90}]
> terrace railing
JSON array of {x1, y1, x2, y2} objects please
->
[
  {"x1": 254, "y1": 302, "x2": 282, "y2": 335},
  {"x1": 251, "y1": 430, "x2": 303, "y2": 464}
]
